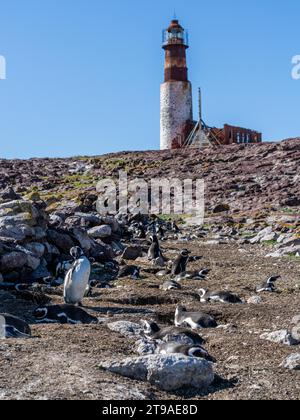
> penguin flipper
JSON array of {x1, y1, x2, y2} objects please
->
[{"x1": 5, "y1": 326, "x2": 30, "y2": 339}]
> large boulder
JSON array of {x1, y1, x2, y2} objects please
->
[
  {"x1": 291, "y1": 324, "x2": 300, "y2": 342},
  {"x1": 0, "y1": 187, "x2": 21, "y2": 204},
  {"x1": 88, "y1": 225, "x2": 112, "y2": 239},
  {"x1": 250, "y1": 227, "x2": 277, "y2": 244},
  {"x1": 0, "y1": 200, "x2": 48, "y2": 242},
  {"x1": 107, "y1": 321, "x2": 143, "y2": 338},
  {"x1": 100, "y1": 354, "x2": 214, "y2": 391},
  {"x1": 0, "y1": 251, "x2": 28, "y2": 272},
  {"x1": 47, "y1": 229, "x2": 75, "y2": 253},
  {"x1": 281, "y1": 354, "x2": 300, "y2": 370},
  {"x1": 72, "y1": 228, "x2": 93, "y2": 253},
  {"x1": 121, "y1": 246, "x2": 142, "y2": 260},
  {"x1": 24, "y1": 243, "x2": 45, "y2": 258},
  {"x1": 260, "y1": 330, "x2": 299, "y2": 346}
]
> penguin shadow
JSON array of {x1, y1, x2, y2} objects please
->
[{"x1": 171, "y1": 374, "x2": 237, "y2": 398}]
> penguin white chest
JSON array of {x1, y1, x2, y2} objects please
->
[{"x1": 64, "y1": 258, "x2": 91, "y2": 305}]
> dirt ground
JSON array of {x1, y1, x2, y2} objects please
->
[{"x1": 0, "y1": 240, "x2": 299, "y2": 400}]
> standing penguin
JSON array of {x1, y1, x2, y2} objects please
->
[
  {"x1": 64, "y1": 247, "x2": 91, "y2": 306},
  {"x1": 171, "y1": 249, "x2": 191, "y2": 276},
  {"x1": 148, "y1": 235, "x2": 163, "y2": 261}
]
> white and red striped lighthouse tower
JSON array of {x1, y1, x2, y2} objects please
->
[{"x1": 160, "y1": 19, "x2": 193, "y2": 150}]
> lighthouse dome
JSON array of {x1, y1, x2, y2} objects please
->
[{"x1": 163, "y1": 19, "x2": 188, "y2": 48}]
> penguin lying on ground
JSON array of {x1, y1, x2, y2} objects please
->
[
  {"x1": 141, "y1": 320, "x2": 205, "y2": 345},
  {"x1": 118, "y1": 265, "x2": 141, "y2": 280},
  {"x1": 160, "y1": 280, "x2": 181, "y2": 291},
  {"x1": 64, "y1": 247, "x2": 91, "y2": 306},
  {"x1": 256, "y1": 276, "x2": 281, "y2": 293},
  {"x1": 0, "y1": 314, "x2": 31, "y2": 338},
  {"x1": 175, "y1": 269, "x2": 210, "y2": 281},
  {"x1": 175, "y1": 305, "x2": 218, "y2": 329},
  {"x1": 156, "y1": 342, "x2": 216, "y2": 362},
  {"x1": 199, "y1": 289, "x2": 243, "y2": 304},
  {"x1": 0, "y1": 283, "x2": 28, "y2": 292},
  {"x1": 33, "y1": 304, "x2": 98, "y2": 324}
]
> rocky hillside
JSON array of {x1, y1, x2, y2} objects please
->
[
  {"x1": 1, "y1": 138, "x2": 300, "y2": 400},
  {"x1": 0, "y1": 138, "x2": 300, "y2": 218}
]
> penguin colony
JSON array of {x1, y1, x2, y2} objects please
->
[{"x1": 1, "y1": 214, "x2": 284, "y2": 376}]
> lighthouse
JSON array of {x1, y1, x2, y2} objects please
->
[{"x1": 160, "y1": 19, "x2": 193, "y2": 150}]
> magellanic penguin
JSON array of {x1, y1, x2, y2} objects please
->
[
  {"x1": 156, "y1": 342, "x2": 216, "y2": 363},
  {"x1": 64, "y1": 247, "x2": 91, "y2": 306},
  {"x1": 148, "y1": 235, "x2": 163, "y2": 261},
  {"x1": 171, "y1": 249, "x2": 191, "y2": 276},
  {"x1": 160, "y1": 280, "x2": 182, "y2": 291},
  {"x1": 118, "y1": 265, "x2": 141, "y2": 280},
  {"x1": 171, "y1": 220, "x2": 180, "y2": 233},
  {"x1": 199, "y1": 289, "x2": 243, "y2": 304},
  {"x1": 141, "y1": 320, "x2": 205, "y2": 345},
  {"x1": 0, "y1": 314, "x2": 31, "y2": 339},
  {"x1": 175, "y1": 305, "x2": 218, "y2": 329},
  {"x1": 175, "y1": 269, "x2": 210, "y2": 281},
  {"x1": 256, "y1": 276, "x2": 281, "y2": 293},
  {"x1": 33, "y1": 304, "x2": 98, "y2": 324}
]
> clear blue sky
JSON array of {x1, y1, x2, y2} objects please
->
[{"x1": 0, "y1": 0, "x2": 299, "y2": 158}]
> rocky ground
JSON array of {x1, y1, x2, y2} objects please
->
[
  {"x1": 0, "y1": 138, "x2": 300, "y2": 400},
  {"x1": 0, "y1": 241, "x2": 299, "y2": 400},
  {"x1": 0, "y1": 137, "x2": 299, "y2": 216}
]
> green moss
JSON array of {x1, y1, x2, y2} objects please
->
[{"x1": 262, "y1": 240, "x2": 278, "y2": 246}]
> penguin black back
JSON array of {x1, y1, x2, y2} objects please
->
[{"x1": 171, "y1": 249, "x2": 191, "y2": 276}]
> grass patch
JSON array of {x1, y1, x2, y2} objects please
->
[{"x1": 262, "y1": 240, "x2": 278, "y2": 246}]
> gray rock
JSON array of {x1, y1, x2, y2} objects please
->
[
  {"x1": 281, "y1": 354, "x2": 300, "y2": 370},
  {"x1": 107, "y1": 321, "x2": 143, "y2": 338},
  {"x1": 291, "y1": 315, "x2": 300, "y2": 325},
  {"x1": 135, "y1": 339, "x2": 157, "y2": 355},
  {"x1": 72, "y1": 228, "x2": 93, "y2": 252},
  {"x1": 279, "y1": 238, "x2": 300, "y2": 248},
  {"x1": 0, "y1": 187, "x2": 21, "y2": 203},
  {"x1": 24, "y1": 243, "x2": 45, "y2": 258},
  {"x1": 47, "y1": 229, "x2": 75, "y2": 253},
  {"x1": 291, "y1": 325, "x2": 300, "y2": 342},
  {"x1": 88, "y1": 225, "x2": 112, "y2": 239},
  {"x1": 247, "y1": 296, "x2": 263, "y2": 305},
  {"x1": 0, "y1": 252, "x2": 27, "y2": 272},
  {"x1": 26, "y1": 254, "x2": 41, "y2": 271},
  {"x1": 260, "y1": 329, "x2": 299, "y2": 346},
  {"x1": 250, "y1": 227, "x2": 275, "y2": 244},
  {"x1": 121, "y1": 246, "x2": 142, "y2": 261},
  {"x1": 266, "y1": 245, "x2": 300, "y2": 258},
  {"x1": 100, "y1": 354, "x2": 214, "y2": 391},
  {"x1": 30, "y1": 259, "x2": 51, "y2": 280},
  {"x1": 0, "y1": 273, "x2": 3, "y2": 283}
]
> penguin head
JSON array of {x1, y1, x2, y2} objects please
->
[
  {"x1": 267, "y1": 275, "x2": 281, "y2": 284},
  {"x1": 131, "y1": 267, "x2": 140, "y2": 280},
  {"x1": 150, "y1": 235, "x2": 158, "y2": 244},
  {"x1": 181, "y1": 249, "x2": 191, "y2": 258},
  {"x1": 70, "y1": 246, "x2": 84, "y2": 260},
  {"x1": 33, "y1": 307, "x2": 48, "y2": 320},
  {"x1": 141, "y1": 320, "x2": 160, "y2": 335},
  {"x1": 188, "y1": 346, "x2": 216, "y2": 363},
  {"x1": 198, "y1": 288, "x2": 207, "y2": 302},
  {"x1": 176, "y1": 305, "x2": 187, "y2": 314}
]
